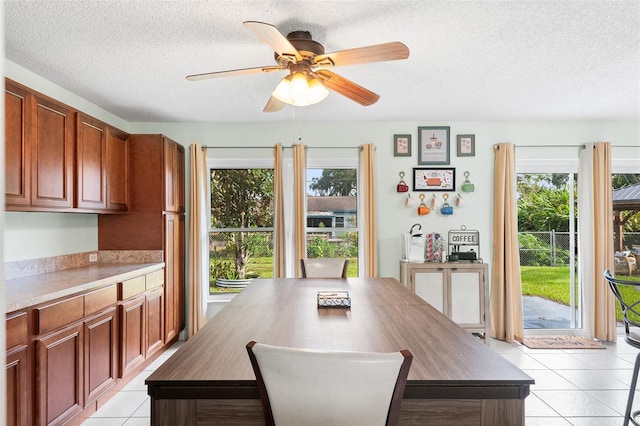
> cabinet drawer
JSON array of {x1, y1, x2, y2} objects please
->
[
  {"x1": 84, "y1": 284, "x2": 117, "y2": 316},
  {"x1": 145, "y1": 269, "x2": 164, "y2": 290},
  {"x1": 6, "y1": 311, "x2": 28, "y2": 349},
  {"x1": 119, "y1": 276, "x2": 146, "y2": 300},
  {"x1": 35, "y1": 296, "x2": 84, "y2": 335}
]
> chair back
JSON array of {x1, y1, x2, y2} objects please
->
[
  {"x1": 246, "y1": 341, "x2": 412, "y2": 426},
  {"x1": 604, "y1": 269, "x2": 640, "y2": 348},
  {"x1": 300, "y1": 258, "x2": 349, "y2": 278}
]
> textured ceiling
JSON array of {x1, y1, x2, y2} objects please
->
[{"x1": 4, "y1": 0, "x2": 640, "y2": 123}]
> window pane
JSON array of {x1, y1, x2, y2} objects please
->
[
  {"x1": 210, "y1": 169, "x2": 274, "y2": 228},
  {"x1": 209, "y1": 231, "x2": 274, "y2": 293},
  {"x1": 209, "y1": 168, "x2": 274, "y2": 294},
  {"x1": 306, "y1": 167, "x2": 358, "y2": 277}
]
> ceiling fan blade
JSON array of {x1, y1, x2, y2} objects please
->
[
  {"x1": 314, "y1": 41, "x2": 409, "y2": 68},
  {"x1": 263, "y1": 96, "x2": 286, "y2": 113},
  {"x1": 315, "y1": 70, "x2": 380, "y2": 106},
  {"x1": 186, "y1": 65, "x2": 284, "y2": 81},
  {"x1": 243, "y1": 21, "x2": 302, "y2": 62}
]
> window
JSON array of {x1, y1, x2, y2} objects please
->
[
  {"x1": 208, "y1": 160, "x2": 274, "y2": 294},
  {"x1": 306, "y1": 166, "x2": 359, "y2": 277}
]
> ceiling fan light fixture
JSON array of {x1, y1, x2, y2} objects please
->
[{"x1": 272, "y1": 72, "x2": 328, "y2": 107}]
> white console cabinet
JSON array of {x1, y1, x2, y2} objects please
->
[{"x1": 400, "y1": 261, "x2": 489, "y2": 343}]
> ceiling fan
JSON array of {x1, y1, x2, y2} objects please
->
[{"x1": 186, "y1": 21, "x2": 410, "y2": 112}]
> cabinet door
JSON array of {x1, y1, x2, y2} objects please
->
[
  {"x1": 176, "y1": 144, "x2": 185, "y2": 213},
  {"x1": 106, "y1": 127, "x2": 129, "y2": 211},
  {"x1": 450, "y1": 269, "x2": 484, "y2": 327},
  {"x1": 5, "y1": 81, "x2": 32, "y2": 207},
  {"x1": 146, "y1": 287, "x2": 165, "y2": 358},
  {"x1": 412, "y1": 269, "x2": 446, "y2": 313},
  {"x1": 31, "y1": 93, "x2": 75, "y2": 209},
  {"x1": 163, "y1": 139, "x2": 178, "y2": 212},
  {"x1": 6, "y1": 346, "x2": 29, "y2": 426},
  {"x1": 35, "y1": 322, "x2": 84, "y2": 426},
  {"x1": 76, "y1": 113, "x2": 107, "y2": 210},
  {"x1": 163, "y1": 213, "x2": 178, "y2": 342},
  {"x1": 119, "y1": 295, "x2": 146, "y2": 378},
  {"x1": 84, "y1": 307, "x2": 118, "y2": 405}
]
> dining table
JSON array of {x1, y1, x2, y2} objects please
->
[{"x1": 146, "y1": 277, "x2": 534, "y2": 425}]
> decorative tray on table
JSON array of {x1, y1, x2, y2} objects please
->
[{"x1": 317, "y1": 291, "x2": 351, "y2": 308}]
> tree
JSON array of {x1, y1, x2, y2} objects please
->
[
  {"x1": 309, "y1": 169, "x2": 357, "y2": 196},
  {"x1": 210, "y1": 169, "x2": 273, "y2": 278},
  {"x1": 517, "y1": 174, "x2": 572, "y2": 232}
]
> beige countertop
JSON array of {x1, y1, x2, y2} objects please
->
[{"x1": 5, "y1": 262, "x2": 165, "y2": 313}]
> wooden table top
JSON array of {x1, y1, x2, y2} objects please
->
[{"x1": 147, "y1": 277, "x2": 533, "y2": 398}]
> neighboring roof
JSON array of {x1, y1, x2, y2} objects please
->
[
  {"x1": 613, "y1": 183, "x2": 640, "y2": 211},
  {"x1": 307, "y1": 196, "x2": 356, "y2": 213}
]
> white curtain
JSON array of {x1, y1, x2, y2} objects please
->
[{"x1": 578, "y1": 142, "x2": 616, "y2": 341}]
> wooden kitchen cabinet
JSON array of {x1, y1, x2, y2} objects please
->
[
  {"x1": 5, "y1": 78, "x2": 129, "y2": 213},
  {"x1": 99, "y1": 134, "x2": 185, "y2": 343},
  {"x1": 146, "y1": 286, "x2": 165, "y2": 358},
  {"x1": 76, "y1": 113, "x2": 129, "y2": 212},
  {"x1": 118, "y1": 294, "x2": 146, "y2": 378},
  {"x1": 83, "y1": 306, "x2": 118, "y2": 406},
  {"x1": 6, "y1": 311, "x2": 30, "y2": 426},
  {"x1": 5, "y1": 79, "x2": 75, "y2": 211},
  {"x1": 5, "y1": 80, "x2": 32, "y2": 207},
  {"x1": 35, "y1": 322, "x2": 84, "y2": 426},
  {"x1": 400, "y1": 261, "x2": 489, "y2": 342}
]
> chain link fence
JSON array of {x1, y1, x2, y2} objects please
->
[{"x1": 519, "y1": 231, "x2": 640, "y2": 266}]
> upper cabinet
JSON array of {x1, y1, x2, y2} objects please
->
[
  {"x1": 163, "y1": 139, "x2": 185, "y2": 213},
  {"x1": 5, "y1": 79, "x2": 74, "y2": 210},
  {"x1": 4, "y1": 78, "x2": 129, "y2": 213},
  {"x1": 76, "y1": 113, "x2": 129, "y2": 212}
]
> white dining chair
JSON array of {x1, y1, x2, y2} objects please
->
[
  {"x1": 246, "y1": 341, "x2": 412, "y2": 426},
  {"x1": 300, "y1": 258, "x2": 349, "y2": 278}
]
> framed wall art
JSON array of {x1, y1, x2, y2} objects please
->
[
  {"x1": 457, "y1": 134, "x2": 475, "y2": 157},
  {"x1": 413, "y1": 167, "x2": 456, "y2": 191},
  {"x1": 418, "y1": 126, "x2": 450, "y2": 165},
  {"x1": 393, "y1": 134, "x2": 412, "y2": 157}
]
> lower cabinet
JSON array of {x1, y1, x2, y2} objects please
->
[
  {"x1": 6, "y1": 266, "x2": 169, "y2": 426},
  {"x1": 119, "y1": 295, "x2": 146, "y2": 378},
  {"x1": 83, "y1": 307, "x2": 118, "y2": 406},
  {"x1": 400, "y1": 261, "x2": 489, "y2": 342},
  {"x1": 146, "y1": 286, "x2": 165, "y2": 359},
  {"x1": 6, "y1": 346, "x2": 29, "y2": 426},
  {"x1": 35, "y1": 322, "x2": 84, "y2": 426},
  {"x1": 6, "y1": 311, "x2": 29, "y2": 426}
]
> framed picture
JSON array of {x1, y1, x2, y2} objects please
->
[
  {"x1": 418, "y1": 126, "x2": 450, "y2": 165},
  {"x1": 413, "y1": 167, "x2": 456, "y2": 191},
  {"x1": 393, "y1": 134, "x2": 412, "y2": 157},
  {"x1": 457, "y1": 134, "x2": 475, "y2": 157}
]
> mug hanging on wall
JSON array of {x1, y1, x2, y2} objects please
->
[
  {"x1": 404, "y1": 193, "x2": 415, "y2": 208},
  {"x1": 417, "y1": 194, "x2": 430, "y2": 215},
  {"x1": 397, "y1": 172, "x2": 409, "y2": 193},
  {"x1": 441, "y1": 193, "x2": 453, "y2": 215},
  {"x1": 461, "y1": 171, "x2": 475, "y2": 192},
  {"x1": 430, "y1": 194, "x2": 442, "y2": 209}
]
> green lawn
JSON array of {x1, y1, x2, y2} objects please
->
[{"x1": 521, "y1": 265, "x2": 640, "y2": 323}]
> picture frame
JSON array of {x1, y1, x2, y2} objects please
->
[
  {"x1": 418, "y1": 126, "x2": 450, "y2": 165},
  {"x1": 393, "y1": 134, "x2": 412, "y2": 157},
  {"x1": 457, "y1": 134, "x2": 475, "y2": 157},
  {"x1": 413, "y1": 167, "x2": 456, "y2": 191}
]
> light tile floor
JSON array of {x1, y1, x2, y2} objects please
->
[{"x1": 84, "y1": 327, "x2": 637, "y2": 425}]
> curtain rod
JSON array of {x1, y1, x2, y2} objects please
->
[
  {"x1": 201, "y1": 145, "x2": 371, "y2": 150},
  {"x1": 501, "y1": 144, "x2": 633, "y2": 149}
]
